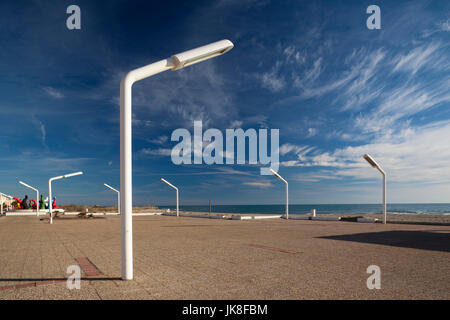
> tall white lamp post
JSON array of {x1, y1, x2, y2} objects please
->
[
  {"x1": 161, "y1": 178, "x2": 179, "y2": 217},
  {"x1": 120, "y1": 39, "x2": 233, "y2": 280},
  {"x1": 270, "y1": 169, "x2": 289, "y2": 219},
  {"x1": 19, "y1": 181, "x2": 40, "y2": 216},
  {"x1": 48, "y1": 171, "x2": 83, "y2": 224},
  {"x1": 363, "y1": 154, "x2": 387, "y2": 224},
  {"x1": 104, "y1": 183, "x2": 120, "y2": 215}
]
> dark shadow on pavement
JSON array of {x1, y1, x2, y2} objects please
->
[{"x1": 318, "y1": 230, "x2": 450, "y2": 252}]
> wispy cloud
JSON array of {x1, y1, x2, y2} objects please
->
[
  {"x1": 392, "y1": 42, "x2": 441, "y2": 75},
  {"x1": 438, "y1": 19, "x2": 450, "y2": 31},
  {"x1": 306, "y1": 128, "x2": 318, "y2": 137},
  {"x1": 132, "y1": 61, "x2": 237, "y2": 129},
  {"x1": 286, "y1": 121, "x2": 450, "y2": 184},
  {"x1": 279, "y1": 143, "x2": 315, "y2": 160},
  {"x1": 259, "y1": 61, "x2": 285, "y2": 92},
  {"x1": 149, "y1": 135, "x2": 169, "y2": 145},
  {"x1": 140, "y1": 148, "x2": 172, "y2": 156},
  {"x1": 43, "y1": 86, "x2": 64, "y2": 99},
  {"x1": 243, "y1": 181, "x2": 272, "y2": 188},
  {"x1": 30, "y1": 117, "x2": 47, "y2": 148}
]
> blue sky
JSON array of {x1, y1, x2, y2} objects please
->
[{"x1": 0, "y1": 0, "x2": 449, "y2": 206}]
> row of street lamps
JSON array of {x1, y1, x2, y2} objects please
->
[
  {"x1": 2, "y1": 39, "x2": 388, "y2": 283},
  {"x1": 12, "y1": 172, "x2": 84, "y2": 223},
  {"x1": 147, "y1": 154, "x2": 386, "y2": 226},
  {"x1": 5, "y1": 152, "x2": 385, "y2": 229}
]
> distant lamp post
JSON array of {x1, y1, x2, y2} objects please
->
[
  {"x1": 104, "y1": 183, "x2": 120, "y2": 215},
  {"x1": 19, "y1": 181, "x2": 40, "y2": 216},
  {"x1": 363, "y1": 154, "x2": 386, "y2": 224},
  {"x1": 161, "y1": 178, "x2": 179, "y2": 217},
  {"x1": 120, "y1": 39, "x2": 234, "y2": 281},
  {"x1": 270, "y1": 169, "x2": 289, "y2": 219},
  {"x1": 48, "y1": 171, "x2": 83, "y2": 224}
]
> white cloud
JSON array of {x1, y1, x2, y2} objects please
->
[
  {"x1": 283, "y1": 46, "x2": 306, "y2": 64},
  {"x1": 44, "y1": 86, "x2": 64, "y2": 99},
  {"x1": 438, "y1": 19, "x2": 450, "y2": 31},
  {"x1": 392, "y1": 42, "x2": 440, "y2": 75},
  {"x1": 150, "y1": 136, "x2": 169, "y2": 145},
  {"x1": 124, "y1": 60, "x2": 237, "y2": 129},
  {"x1": 355, "y1": 78, "x2": 450, "y2": 135},
  {"x1": 307, "y1": 128, "x2": 318, "y2": 137},
  {"x1": 301, "y1": 57, "x2": 323, "y2": 85},
  {"x1": 229, "y1": 120, "x2": 243, "y2": 128},
  {"x1": 30, "y1": 117, "x2": 47, "y2": 148},
  {"x1": 39, "y1": 122, "x2": 46, "y2": 145},
  {"x1": 295, "y1": 121, "x2": 450, "y2": 184},
  {"x1": 243, "y1": 181, "x2": 272, "y2": 188},
  {"x1": 259, "y1": 61, "x2": 285, "y2": 92},
  {"x1": 140, "y1": 148, "x2": 172, "y2": 156},
  {"x1": 279, "y1": 143, "x2": 315, "y2": 161},
  {"x1": 422, "y1": 19, "x2": 450, "y2": 37}
]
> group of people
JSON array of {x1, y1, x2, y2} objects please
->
[{"x1": 12, "y1": 195, "x2": 58, "y2": 210}]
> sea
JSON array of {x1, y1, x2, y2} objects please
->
[{"x1": 157, "y1": 203, "x2": 450, "y2": 215}]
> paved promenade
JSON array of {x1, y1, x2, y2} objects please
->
[{"x1": 0, "y1": 215, "x2": 448, "y2": 299}]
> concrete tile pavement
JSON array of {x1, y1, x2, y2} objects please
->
[{"x1": 0, "y1": 215, "x2": 449, "y2": 299}]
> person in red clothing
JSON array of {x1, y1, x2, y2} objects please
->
[
  {"x1": 52, "y1": 197, "x2": 58, "y2": 209},
  {"x1": 13, "y1": 197, "x2": 23, "y2": 209}
]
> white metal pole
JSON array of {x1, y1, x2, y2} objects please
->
[
  {"x1": 104, "y1": 184, "x2": 120, "y2": 214},
  {"x1": 286, "y1": 182, "x2": 289, "y2": 219},
  {"x1": 270, "y1": 169, "x2": 289, "y2": 220},
  {"x1": 48, "y1": 172, "x2": 83, "y2": 224},
  {"x1": 121, "y1": 74, "x2": 136, "y2": 281},
  {"x1": 1, "y1": 194, "x2": 3, "y2": 215},
  {"x1": 120, "y1": 40, "x2": 233, "y2": 281},
  {"x1": 382, "y1": 173, "x2": 386, "y2": 225},
  {"x1": 176, "y1": 189, "x2": 179, "y2": 217},
  {"x1": 49, "y1": 179, "x2": 53, "y2": 224},
  {"x1": 363, "y1": 154, "x2": 387, "y2": 225},
  {"x1": 118, "y1": 193, "x2": 121, "y2": 215},
  {"x1": 161, "y1": 178, "x2": 179, "y2": 217},
  {"x1": 19, "y1": 181, "x2": 39, "y2": 216}
]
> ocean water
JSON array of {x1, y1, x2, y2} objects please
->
[{"x1": 157, "y1": 203, "x2": 450, "y2": 215}]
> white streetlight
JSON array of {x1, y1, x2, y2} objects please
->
[
  {"x1": 363, "y1": 154, "x2": 386, "y2": 224},
  {"x1": 161, "y1": 178, "x2": 179, "y2": 217},
  {"x1": 19, "y1": 181, "x2": 40, "y2": 216},
  {"x1": 104, "y1": 183, "x2": 120, "y2": 215},
  {"x1": 48, "y1": 171, "x2": 83, "y2": 224},
  {"x1": 120, "y1": 39, "x2": 233, "y2": 281},
  {"x1": 270, "y1": 169, "x2": 289, "y2": 219}
]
